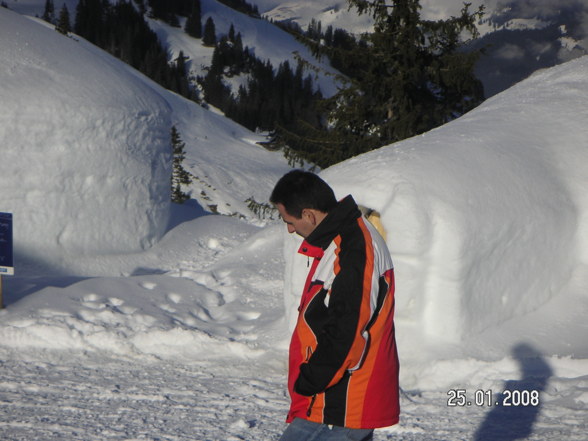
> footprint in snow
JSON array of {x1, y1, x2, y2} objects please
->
[
  {"x1": 107, "y1": 297, "x2": 124, "y2": 306},
  {"x1": 81, "y1": 294, "x2": 106, "y2": 310},
  {"x1": 140, "y1": 281, "x2": 157, "y2": 290},
  {"x1": 167, "y1": 293, "x2": 182, "y2": 304},
  {"x1": 159, "y1": 303, "x2": 177, "y2": 314},
  {"x1": 236, "y1": 310, "x2": 261, "y2": 321},
  {"x1": 82, "y1": 293, "x2": 101, "y2": 302}
]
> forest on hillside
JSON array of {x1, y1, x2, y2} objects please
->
[{"x1": 38, "y1": 0, "x2": 486, "y2": 168}]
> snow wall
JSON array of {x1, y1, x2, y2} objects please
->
[
  {"x1": 293, "y1": 57, "x2": 588, "y2": 344},
  {"x1": 0, "y1": 10, "x2": 172, "y2": 262}
]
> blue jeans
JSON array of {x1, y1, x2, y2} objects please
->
[{"x1": 279, "y1": 418, "x2": 374, "y2": 441}]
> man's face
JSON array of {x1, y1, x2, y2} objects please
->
[{"x1": 276, "y1": 203, "x2": 316, "y2": 239}]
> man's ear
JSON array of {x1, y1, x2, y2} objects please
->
[{"x1": 301, "y1": 208, "x2": 317, "y2": 225}]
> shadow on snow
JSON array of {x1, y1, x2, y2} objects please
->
[{"x1": 474, "y1": 343, "x2": 553, "y2": 441}]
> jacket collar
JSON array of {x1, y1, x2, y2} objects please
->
[
  {"x1": 298, "y1": 195, "x2": 361, "y2": 256},
  {"x1": 298, "y1": 241, "x2": 324, "y2": 259}
]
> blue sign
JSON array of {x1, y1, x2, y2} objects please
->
[{"x1": 0, "y1": 212, "x2": 13, "y2": 275}]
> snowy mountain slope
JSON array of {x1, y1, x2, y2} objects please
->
[
  {"x1": 255, "y1": 0, "x2": 588, "y2": 98},
  {"x1": 253, "y1": 0, "x2": 486, "y2": 31},
  {"x1": 471, "y1": 0, "x2": 588, "y2": 96},
  {"x1": 10, "y1": 0, "x2": 587, "y2": 107},
  {"x1": 163, "y1": 91, "x2": 291, "y2": 220},
  {"x1": 254, "y1": 0, "x2": 490, "y2": 31},
  {"x1": 258, "y1": 0, "x2": 374, "y2": 34},
  {"x1": 0, "y1": 7, "x2": 291, "y2": 275},
  {"x1": 4, "y1": 0, "x2": 344, "y2": 98},
  {"x1": 2, "y1": 0, "x2": 342, "y2": 220},
  {"x1": 146, "y1": 0, "x2": 343, "y2": 98}
]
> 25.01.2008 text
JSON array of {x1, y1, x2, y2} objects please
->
[{"x1": 447, "y1": 389, "x2": 540, "y2": 407}]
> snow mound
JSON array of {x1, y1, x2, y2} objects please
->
[
  {"x1": 0, "y1": 275, "x2": 263, "y2": 360},
  {"x1": 319, "y1": 56, "x2": 588, "y2": 346},
  {"x1": 0, "y1": 216, "x2": 288, "y2": 361},
  {"x1": 0, "y1": 9, "x2": 172, "y2": 260}
]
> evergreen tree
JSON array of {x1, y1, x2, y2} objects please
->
[
  {"x1": 184, "y1": 0, "x2": 202, "y2": 38},
  {"x1": 168, "y1": 13, "x2": 180, "y2": 27},
  {"x1": 55, "y1": 4, "x2": 71, "y2": 35},
  {"x1": 147, "y1": 0, "x2": 165, "y2": 19},
  {"x1": 70, "y1": 0, "x2": 199, "y2": 107},
  {"x1": 307, "y1": 18, "x2": 322, "y2": 41},
  {"x1": 74, "y1": 0, "x2": 106, "y2": 45},
  {"x1": 295, "y1": 0, "x2": 486, "y2": 166},
  {"x1": 217, "y1": 0, "x2": 259, "y2": 17},
  {"x1": 170, "y1": 126, "x2": 192, "y2": 204},
  {"x1": 170, "y1": 50, "x2": 192, "y2": 98},
  {"x1": 176, "y1": 0, "x2": 192, "y2": 17},
  {"x1": 324, "y1": 25, "x2": 334, "y2": 46},
  {"x1": 147, "y1": 0, "x2": 183, "y2": 26},
  {"x1": 135, "y1": 0, "x2": 147, "y2": 15},
  {"x1": 232, "y1": 32, "x2": 246, "y2": 72},
  {"x1": 42, "y1": 0, "x2": 55, "y2": 23},
  {"x1": 202, "y1": 16, "x2": 216, "y2": 47},
  {"x1": 175, "y1": 50, "x2": 188, "y2": 77}
]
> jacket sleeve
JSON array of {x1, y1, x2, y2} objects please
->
[{"x1": 294, "y1": 233, "x2": 374, "y2": 396}]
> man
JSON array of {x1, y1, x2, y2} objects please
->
[{"x1": 270, "y1": 170, "x2": 400, "y2": 441}]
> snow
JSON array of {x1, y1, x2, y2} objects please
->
[
  {"x1": 258, "y1": 0, "x2": 374, "y2": 35},
  {"x1": 320, "y1": 57, "x2": 588, "y2": 357},
  {"x1": 1, "y1": 4, "x2": 588, "y2": 441},
  {"x1": 1, "y1": 11, "x2": 173, "y2": 257},
  {"x1": 0, "y1": 7, "x2": 292, "y2": 274},
  {"x1": 145, "y1": 0, "x2": 343, "y2": 98},
  {"x1": 252, "y1": 0, "x2": 492, "y2": 33},
  {"x1": 5, "y1": 0, "x2": 345, "y2": 98}
]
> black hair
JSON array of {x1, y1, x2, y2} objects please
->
[{"x1": 270, "y1": 170, "x2": 337, "y2": 218}]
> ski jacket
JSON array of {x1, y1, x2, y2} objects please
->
[{"x1": 286, "y1": 195, "x2": 400, "y2": 429}]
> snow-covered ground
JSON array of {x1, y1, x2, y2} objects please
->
[{"x1": 1, "y1": 4, "x2": 588, "y2": 441}]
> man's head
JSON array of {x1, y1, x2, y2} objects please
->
[{"x1": 270, "y1": 170, "x2": 337, "y2": 238}]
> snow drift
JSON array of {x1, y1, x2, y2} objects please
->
[
  {"x1": 0, "y1": 9, "x2": 172, "y2": 257},
  {"x1": 318, "y1": 56, "x2": 588, "y2": 346}
]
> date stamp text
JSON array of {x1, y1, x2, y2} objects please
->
[{"x1": 447, "y1": 389, "x2": 540, "y2": 407}]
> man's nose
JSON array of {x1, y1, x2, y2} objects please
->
[{"x1": 287, "y1": 224, "x2": 296, "y2": 234}]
